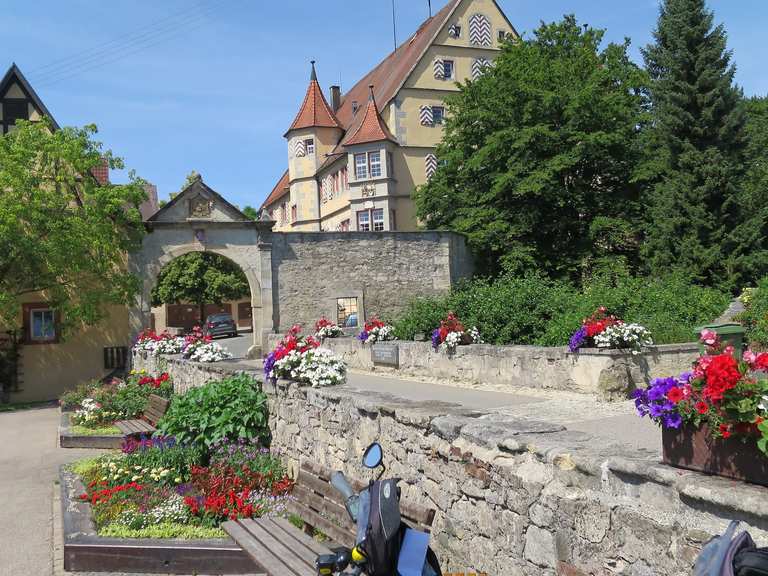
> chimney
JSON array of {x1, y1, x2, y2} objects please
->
[{"x1": 330, "y1": 85, "x2": 341, "y2": 112}]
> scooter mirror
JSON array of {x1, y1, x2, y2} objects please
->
[{"x1": 362, "y1": 442, "x2": 383, "y2": 469}]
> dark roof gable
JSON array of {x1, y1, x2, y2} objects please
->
[{"x1": 0, "y1": 63, "x2": 60, "y2": 130}]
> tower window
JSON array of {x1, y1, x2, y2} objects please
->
[
  {"x1": 304, "y1": 138, "x2": 315, "y2": 155},
  {"x1": 369, "y1": 151, "x2": 382, "y2": 178},
  {"x1": 355, "y1": 153, "x2": 368, "y2": 180}
]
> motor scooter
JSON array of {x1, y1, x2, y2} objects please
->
[{"x1": 315, "y1": 442, "x2": 442, "y2": 576}]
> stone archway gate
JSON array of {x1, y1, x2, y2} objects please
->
[{"x1": 129, "y1": 177, "x2": 274, "y2": 358}]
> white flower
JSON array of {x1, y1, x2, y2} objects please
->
[
  {"x1": 593, "y1": 323, "x2": 653, "y2": 355},
  {"x1": 759, "y1": 395, "x2": 768, "y2": 413},
  {"x1": 361, "y1": 324, "x2": 397, "y2": 344},
  {"x1": 273, "y1": 347, "x2": 346, "y2": 387}
]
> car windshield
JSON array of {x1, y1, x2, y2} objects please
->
[{"x1": 208, "y1": 314, "x2": 232, "y2": 322}]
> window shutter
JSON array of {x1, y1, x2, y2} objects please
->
[
  {"x1": 419, "y1": 105, "x2": 434, "y2": 126},
  {"x1": 448, "y1": 23, "x2": 461, "y2": 38},
  {"x1": 433, "y1": 57, "x2": 445, "y2": 80},
  {"x1": 294, "y1": 139, "x2": 306, "y2": 157},
  {"x1": 472, "y1": 58, "x2": 491, "y2": 80},
  {"x1": 469, "y1": 14, "x2": 492, "y2": 46},
  {"x1": 425, "y1": 153, "x2": 438, "y2": 180}
]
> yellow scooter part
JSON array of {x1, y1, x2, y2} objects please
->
[{"x1": 351, "y1": 546, "x2": 367, "y2": 563}]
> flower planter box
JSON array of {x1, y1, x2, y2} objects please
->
[
  {"x1": 58, "y1": 411, "x2": 124, "y2": 449},
  {"x1": 60, "y1": 468, "x2": 256, "y2": 574},
  {"x1": 662, "y1": 424, "x2": 768, "y2": 487}
]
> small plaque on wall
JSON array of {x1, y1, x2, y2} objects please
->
[{"x1": 371, "y1": 343, "x2": 399, "y2": 368}]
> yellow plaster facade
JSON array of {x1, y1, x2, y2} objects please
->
[{"x1": 263, "y1": 0, "x2": 516, "y2": 233}]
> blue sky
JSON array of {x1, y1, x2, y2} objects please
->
[{"x1": 3, "y1": 0, "x2": 767, "y2": 208}]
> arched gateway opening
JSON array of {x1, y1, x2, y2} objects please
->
[{"x1": 128, "y1": 177, "x2": 274, "y2": 358}]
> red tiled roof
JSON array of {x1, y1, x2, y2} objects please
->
[
  {"x1": 285, "y1": 62, "x2": 341, "y2": 135},
  {"x1": 334, "y1": 0, "x2": 461, "y2": 130},
  {"x1": 341, "y1": 86, "x2": 397, "y2": 147},
  {"x1": 261, "y1": 169, "x2": 290, "y2": 210}
]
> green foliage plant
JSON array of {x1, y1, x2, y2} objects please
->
[
  {"x1": 739, "y1": 277, "x2": 768, "y2": 350},
  {"x1": 0, "y1": 119, "x2": 147, "y2": 333},
  {"x1": 156, "y1": 374, "x2": 269, "y2": 450}
]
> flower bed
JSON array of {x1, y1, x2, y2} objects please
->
[
  {"x1": 568, "y1": 307, "x2": 652, "y2": 354},
  {"x1": 634, "y1": 330, "x2": 768, "y2": 484},
  {"x1": 431, "y1": 312, "x2": 482, "y2": 354},
  {"x1": 72, "y1": 437, "x2": 292, "y2": 539},
  {"x1": 264, "y1": 325, "x2": 346, "y2": 387},
  {"x1": 133, "y1": 327, "x2": 232, "y2": 363},
  {"x1": 358, "y1": 316, "x2": 397, "y2": 345},
  {"x1": 59, "y1": 371, "x2": 174, "y2": 447}
]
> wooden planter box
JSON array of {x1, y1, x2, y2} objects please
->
[{"x1": 662, "y1": 424, "x2": 768, "y2": 487}]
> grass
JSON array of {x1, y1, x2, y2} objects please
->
[
  {"x1": 67, "y1": 456, "x2": 105, "y2": 477},
  {"x1": 71, "y1": 424, "x2": 121, "y2": 436},
  {"x1": 99, "y1": 523, "x2": 227, "y2": 539}
]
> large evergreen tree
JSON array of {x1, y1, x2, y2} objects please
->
[
  {"x1": 415, "y1": 16, "x2": 647, "y2": 278},
  {"x1": 641, "y1": 0, "x2": 756, "y2": 289}
]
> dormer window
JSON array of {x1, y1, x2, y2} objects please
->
[
  {"x1": 355, "y1": 153, "x2": 368, "y2": 180},
  {"x1": 304, "y1": 138, "x2": 315, "y2": 156},
  {"x1": 448, "y1": 24, "x2": 461, "y2": 38},
  {"x1": 352, "y1": 101, "x2": 360, "y2": 115},
  {"x1": 369, "y1": 151, "x2": 382, "y2": 178}
]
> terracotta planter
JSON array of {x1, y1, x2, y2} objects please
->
[{"x1": 662, "y1": 424, "x2": 768, "y2": 487}]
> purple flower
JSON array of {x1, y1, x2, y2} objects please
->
[
  {"x1": 568, "y1": 326, "x2": 588, "y2": 353},
  {"x1": 431, "y1": 329, "x2": 441, "y2": 351},
  {"x1": 663, "y1": 412, "x2": 683, "y2": 429},
  {"x1": 263, "y1": 351, "x2": 276, "y2": 379},
  {"x1": 175, "y1": 483, "x2": 193, "y2": 495},
  {"x1": 358, "y1": 330, "x2": 369, "y2": 342}
]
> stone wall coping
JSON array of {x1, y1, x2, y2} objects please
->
[
  {"x1": 136, "y1": 352, "x2": 767, "y2": 516},
  {"x1": 267, "y1": 333, "x2": 700, "y2": 357}
]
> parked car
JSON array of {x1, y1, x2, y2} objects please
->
[{"x1": 203, "y1": 313, "x2": 237, "y2": 338}]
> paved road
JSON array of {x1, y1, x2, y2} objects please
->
[
  {"x1": 0, "y1": 406, "x2": 98, "y2": 576},
  {"x1": 211, "y1": 331, "x2": 253, "y2": 359}
]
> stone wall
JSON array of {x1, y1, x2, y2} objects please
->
[
  {"x1": 266, "y1": 335, "x2": 700, "y2": 400},
  {"x1": 132, "y1": 352, "x2": 768, "y2": 576},
  {"x1": 270, "y1": 231, "x2": 472, "y2": 332}
]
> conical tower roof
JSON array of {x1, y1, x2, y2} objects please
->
[
  {"x1": 341, "y1": 85, "x2": 397, "y2": 147},
  {"x1": 285, "y1": 61, "x2": 341, "y2": 135}
]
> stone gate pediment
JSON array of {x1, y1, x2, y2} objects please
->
[{"x1": 147, "y1": 176, "x2": 250, "y2": 224}]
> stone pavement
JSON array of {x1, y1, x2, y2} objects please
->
[{"x1": 0, "y1": 405, "x2": 98, "y2": 576}]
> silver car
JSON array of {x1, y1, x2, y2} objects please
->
[{"x1": 203, "y1": 313, "x2": 237, "y2": 338}]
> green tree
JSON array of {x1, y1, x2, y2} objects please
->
[
  {"x1": 739, "y1": 96, "x2": 768, "y2": 278},
  {"x1": 0, "y1": 120, "x2": 146, "y2": 332},
  {"x1": 641, "y1": 0, "x2": 755, "y2": 289},
  {"x1": 150, "y1": 252, "x2": 249, "y2": 324},
  {"x1": 242, "y1": 206, "x2": 259, "y2": 220},
  {"x1": 414, "y1": 16, "x2": 648, "y2": 278}
]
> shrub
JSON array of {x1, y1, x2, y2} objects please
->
[
  {"x1": 156, "y1": 374, "x2": 269, "y2": 449},
  {"x1": 740, "y1": 277, "x2": 768, "y2": 350},
  {"x1": 393, "y1": 271, "x2": 730, "y2": 347},
  {"x1": 60, "y1": 379, "x2": 101, "y2": 409}
]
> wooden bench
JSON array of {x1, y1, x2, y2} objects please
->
[
  {"x1": 114, "y1": 393, "x2": 169, "y2": 437},
  {"x1": 223, "y1": 462, "x2": 436, "y2": 576}
]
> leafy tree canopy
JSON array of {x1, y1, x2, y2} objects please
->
[
  {"x1": 0, "y1": 120, "x2": 147, "y2": 333},
  {"x1": 640, "y1": 0, "x2": 761, "y2": 290},
  {"x1": 242, "y1": 205, "x2": 259, "y2": 220},
  {"x1": 150, "y1": 252, "x2": 249, "y2": 322},
  {"x1": 179, "y1": 170, "x2": 200, "y2": 193},
  {"x1": 415, "y1": 16, "x2": 648, "y2": 278}
]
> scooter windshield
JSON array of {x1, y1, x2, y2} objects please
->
[{"x1": 356, "y1": 488, "x2": 371, "y2": 545}]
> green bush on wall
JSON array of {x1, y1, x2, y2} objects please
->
[
  {"x1": 739, "y1": 277, "x2": 768, "y2": 350},
  {"x1": 393, "y1": 271, "x2": 730, "y2": 347},
  {"x1": 156, "y1": 374, "x2": 269, "y2": 450}
]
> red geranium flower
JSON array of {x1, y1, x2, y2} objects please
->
[
  {"x1": 702, "y1": 353, "x2": 741, "y2": 402},
  {"x1": 695, "y1": 401, "x2": 709, "y2": 415},
  {"x1": 666, "y1": 386, "x2": 684, "y2": 404},
  {"x1": 718, "y1": 423, "x2": 731, "y2": 439}
]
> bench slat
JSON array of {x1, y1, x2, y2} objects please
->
[
  {"x1": 296, "y1": 469, "x2": 347, "y2": 507},
  {"x1": 240, "y1": 519, "x2": 315, "y2": 576},
  {"x1": 268, "y1": 517, "x2": 331, "y2": 558},
  {"x1": 286, "y1": 500, "x2": 356, "y2": 549},
  {"x1": 223, "y1": 520, "x2": 301, "y2": 576},
  {"x1": 291, "y1": 485, "x2": 353, "y2": 532}
]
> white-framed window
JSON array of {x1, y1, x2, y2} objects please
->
[
  {"x1": 355, "y1": 153, "x2": 368, "y2": 180},
  {"x1": 305, "y1": 138, "x2": 315, "y2": 155},
  {"x1": 432, "y1": 106, "x2": 445, "y2": 125},
  {"x1": 357, "y1": 210, "x2": 371, "y2": 231},
  {"x1": 443, "y1": 60, "x2": 454, "y2": 79},
  {"x1": 369, "y1": 151, "x2": 382, "y2": 178},
  {"x1": 372, "y1": 208, "x2": 385, "y2": 231},
  {"x1": 30, "y1": 308, "x2": 56, "y2": 342}
]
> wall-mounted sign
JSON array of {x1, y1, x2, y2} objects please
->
[{"x1": 371, "y1": 343, "x2": 399, "y2": 368}]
